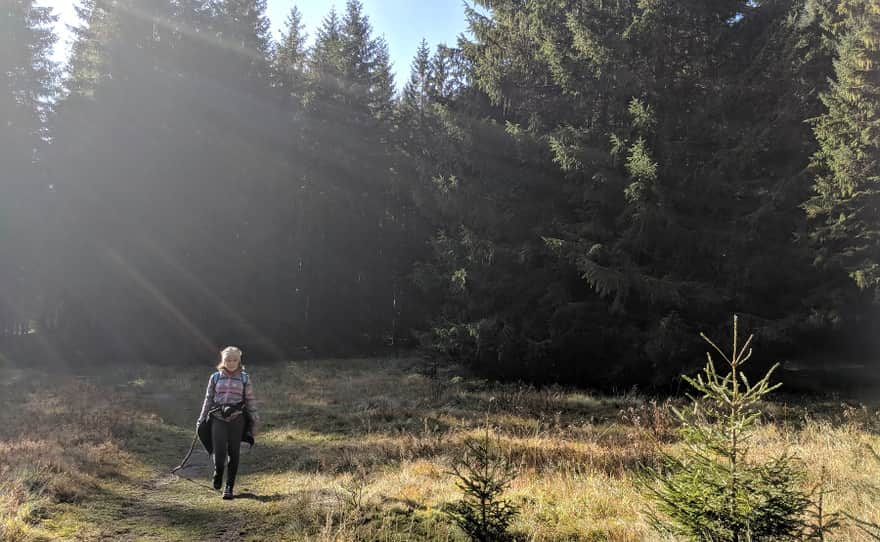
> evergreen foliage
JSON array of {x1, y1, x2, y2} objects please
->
[
  {"x1": 0, "y1": 0, "x2": 57, "y2": 331},
  {"x1": 806, "y1": 0, "x2": 880, "y2": 300},
  {"x1": 404, "y1": 0, "x2": 876, "y2": 387},
  {"x1": 443, "y1": 426, "x2": 519, "y2": 542},
  {"x1": 401, "y1": 39, "x2": 432, "y2": 114},
  {"x1": 274, "y1": 5, "x2": 307, "y2": 100},
  {"x1": 1, "y1": 0, "x2": 877, "y2": 385},
  {"x1": 644, "y1": 316, "x2": 811, "y2": 541}
]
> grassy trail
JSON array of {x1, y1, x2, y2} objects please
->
[
  {"x1": 2, "y1": 357, "x2": 880, "y2": 541},
  {"x1": 26, "y1": 383, "x2": 295, "y2": 541}
]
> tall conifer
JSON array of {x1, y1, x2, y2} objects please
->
[
  {"x1": 807, "y1": 0, "x2": 880, "y2": 300},
  {"x1": 275, "y1": 5, "x2": 307, "y2": 105},
  {"x1": 0, "y1": 0, "x2": 57, "y2": 326}
]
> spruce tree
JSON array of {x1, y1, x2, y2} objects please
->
[
  {"x1": 402, "y1": 38, "x2": 432, "y2": 114},
  {"x1": 404, "y1": 0, "x2": 851, "y2": 386},
  {"x1": 64, "y1": 0, "x2": 114, "y2": 97},
  {"x1": 274, "y1": 5, "x2": 307, "y2": 107},
  {"x1": 307, "y1": 7, "x2": 343, "y2": 106},
  {"x1": 339, "y1": 0, "x2": 373, "y2": 105},
  {"x1": 444, "y1": 427, "x2": 519, "y2": 542},
  {"x1": 369, "y1": 36, "x2": 395, "y2": 120},
  {"x1": 806, "y1": 0, "x2": 880, "y2": 301},
  {"x1": 0, "y1": 0, "x2": 57, "y2": 327},
  {"x1": 211, "y1": 0, "x2": 272, "y2": 86},
  {"x1": 294, "y1": 2, "x2": 403, "y2": 352},
  {"x1": 48, "y1": 0, "x2": 293, "y2": 360},
  {"x1": 644, "y1": 316, "x2": 811, "y2": 541},
  {"x1": 48, "y1": 0, "x2": 208, "y2": 359},
  {"x1": 1, "y1": 0, "x2": 56, "y2": 151},
  {"x1": 1, "y1": 0, "x2": 56, "y2": 192}
]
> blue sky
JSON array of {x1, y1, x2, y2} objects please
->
[{"x1": 37, "y1": 0, "x2": 473, "y2": 91}]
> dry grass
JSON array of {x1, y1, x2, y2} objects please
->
[{"x1": 0, "y1": 357, "x2": 878, "y2": 541}]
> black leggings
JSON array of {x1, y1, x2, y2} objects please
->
[{"x1": 212, "y1": 415, "x2": 245, "y2": 487}]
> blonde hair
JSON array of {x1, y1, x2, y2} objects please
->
[{"x1": 216, "y1": 346, "x2": 244, "y2": 371}]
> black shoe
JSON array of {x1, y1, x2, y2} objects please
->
[
  {"x1": 222, "y1": 485, "x2": 233, "y2": 500},
  {"x1": 212, "y1": 472, "x2": 223, "y2": 490}
]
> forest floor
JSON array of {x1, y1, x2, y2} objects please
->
[{"x1": 1, "y1": 356, "x2": 880, "y2": 541}]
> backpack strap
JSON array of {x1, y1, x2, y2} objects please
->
[{"x1": 212, "y1": 371, "x2": 220, "y2": 386}]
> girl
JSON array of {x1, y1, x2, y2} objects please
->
[{"x1": 197, "y1": 346, "x2": 259, "y2": 499}]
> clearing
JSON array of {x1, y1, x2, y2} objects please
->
[{"x1": 1, "y1": 357, "x2": 879, "y2": 541}]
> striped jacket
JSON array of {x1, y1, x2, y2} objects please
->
[{"x1": 198, "y1": 369, "x2": 259, "y2": 424}]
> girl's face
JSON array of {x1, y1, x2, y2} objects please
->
[{"x1": 222, "y1": 354, "x2": 241, "y2": 371}]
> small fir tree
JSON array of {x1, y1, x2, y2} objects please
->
[
  {"x1": 443, "y1": 425, "x2": 519, "y2": 542},
  {"x1": 644, "y1": 315, "x2": 810, "y2": 541}
]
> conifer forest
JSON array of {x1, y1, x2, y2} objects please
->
[
  {"x1": 3, "y1": 0, "x2": 880, "y2": 387},
  {"x1": 4, "y1": 1, "x2": 880, "y2": 540}
]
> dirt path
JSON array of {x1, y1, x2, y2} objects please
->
[{"x1": 47, "y1": 440, "x2": 275, "y2": 541}]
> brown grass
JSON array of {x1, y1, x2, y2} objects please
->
[{"x1": 0, "y1": 357, "x2": 878, "y2": 541}]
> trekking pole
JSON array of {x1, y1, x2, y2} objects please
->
[{"x1": 171, "y1": 431, "x2": 199, "y2": 474}]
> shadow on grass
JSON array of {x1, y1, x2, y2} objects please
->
[
  {"x1": 233, "y1": 492, "x2": 287, "y2": 503},
  {"x1": 114, "y1": 390, "x2": 663, "y2": 482},
  {"x1": 78, "y1": 484, "x2": 246, "y2": 540}
]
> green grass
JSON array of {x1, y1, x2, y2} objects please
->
[{"x1": 1, "y1": 357, "x2": 879, "y2": 541}]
